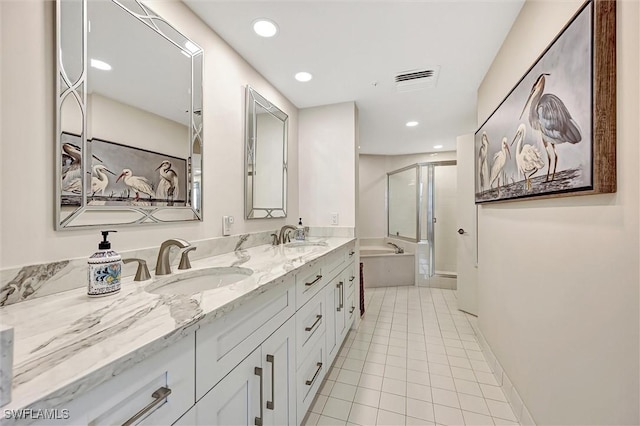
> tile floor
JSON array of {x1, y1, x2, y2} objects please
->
[{"x1": 303, "y1": 286, "x2": 519, "y2": 426}]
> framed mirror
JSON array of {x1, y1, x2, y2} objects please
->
[
  {"x1": 56, "y1": 0, "x2": 203, "y2": 229},
  {"x1": 245, "y1": 86, "x2": 288, "y2": 219}
]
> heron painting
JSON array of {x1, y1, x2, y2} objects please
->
[
  {"x1": 474, "y1": 0, "x2": 616, "y2": 204},
  {"x1": 60, "y1": 135, "x2": 188, "y2": 207}
]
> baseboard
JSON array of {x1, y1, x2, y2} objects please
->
[{"x1": 470, "y1": 322, "x2": 536, "y2": 425}]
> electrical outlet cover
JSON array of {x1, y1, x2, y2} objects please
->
[{"x1": 330, "y1": 213, "x2": 339, "y2": 225}]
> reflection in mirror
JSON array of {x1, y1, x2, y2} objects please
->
[
  {"x1": 388, "y1": 166, "x2": 419, "y2": 241},
  {"x1": 56, "y1": 0, "x2": 203, "y2": 229},
  {"x1": 245, "y1": 86, "x2": 288, "y2": 219}
]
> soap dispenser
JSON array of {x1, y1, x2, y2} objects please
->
[
  {"x1": 296, "y1": 218, "x2": 305, "y2": 241},
  {"x1": 88, "y1": 230, "x2": 122, "y2": 297}
]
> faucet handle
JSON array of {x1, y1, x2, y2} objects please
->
[
  {"x1": 123, "y1": 258, "x2": 151, "y2": 281},
  {"x1": 271, "y1": 233, "x2": 279, "y2": 246},
  {"x1": 178, "y1": 247, "x2": 197, "y2": 270}
]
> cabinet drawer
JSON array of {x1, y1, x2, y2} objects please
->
[
  {"x1": 323, "y1": 249, "x2": 347, "y2": 280},
  {"x1": 346, "y1": 288, "x2": 356, "y2": 327},
  {"x1": 195, "y1": 278, "x2": 295, "y2": 400},
  {"x1": 296, "y1": 337, "x2": 326, "y2": 425},
  {"x1": 295, "y1": 259, "x2": 326, "y2": 309},
  {"x1": 345, "y1": 261, "x2": 357, "y2": 293},
  {"x1": 296, "y1": 288, "x2": 326, "y2": 368},
  {"x1": 40, "y1": 334, "x2": 195, "y2": 426}
]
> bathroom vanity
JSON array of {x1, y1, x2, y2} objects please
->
[{"x1": 1, "y1": 238, "x2": 358, "y2": 425}]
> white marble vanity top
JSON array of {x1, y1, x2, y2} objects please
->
[{"x1": 0, "y1": 237, "x2": 355, "y2": 413}]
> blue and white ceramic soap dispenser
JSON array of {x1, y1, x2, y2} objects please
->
[
  {"x1": 296, "y1": 218, "x2": 305, "y2": 241},
  {"x1": 88, "y1": 230, "x2": 122, "y2": 297}
]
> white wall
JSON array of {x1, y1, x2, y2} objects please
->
[
  {"x1": 476, "y1": 1, "x2": 639, "y2": 424},
  {"x1": 298, "y1": 102, "x2": 357, "y2": 227},
  {"x1": 358, "y1": 155, "x2": 387, "y2": 239},
  {"x1": 0, "y1": 0, "x2": 299, "y2": 269},
  {"x1": 88, "y1": 93, "x2": 189, "y2": 158},
  {"x1": 358, "y1": 151, "x2": 456, "y2": 238}
]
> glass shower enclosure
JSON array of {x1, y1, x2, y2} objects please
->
[{"x1": 387, "y1": 161, "x2": 457, "y2": 279}]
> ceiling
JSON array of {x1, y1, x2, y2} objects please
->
[{"x1": 184, "y1": 0, "x2": 524, "y2": 155}]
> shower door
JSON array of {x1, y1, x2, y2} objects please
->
[
  {"x1": 387, "y1": 161, "x2": 457, "y2": 279},
  {"x1": 420, "y1": 162, "x2": 457, "y2": 278}
]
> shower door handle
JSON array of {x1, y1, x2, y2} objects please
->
[{"x1": 457, "y1": 228, "x2": 466, "y2": 235}]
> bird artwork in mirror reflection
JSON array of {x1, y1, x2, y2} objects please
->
[
  {"x1": 60, "y1": 133, "x2": 187, "y2": 207},
  {"x1": 474, "y1": 0, "x2": 616, "y2": 203}
]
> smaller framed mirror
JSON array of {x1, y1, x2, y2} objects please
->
[{"x1": 245, "y1": 86, "x2": 288, "y2": 219}]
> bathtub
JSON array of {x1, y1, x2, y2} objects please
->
[{"x1": 360, "y1": 244, "x2": 415, "y2": 288}]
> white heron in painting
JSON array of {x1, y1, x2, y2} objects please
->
[
  {"x1": 478, "y1": 132, "x2": 490, "y2": 192},
  {"x1": 61, "y1": 143, "x2": 83, "y2": 193},
  {"x1": 489, "y1": 138, "x2": 511, "y2": 190},
  {"x1": 511, "y1": 124, "x2": 544, "y2": 191},
  {"x1": 520, "y1": 73, "x2": 582, "y2": 182},
  {"x1": 116, "y1": 169, "x2": 155, "y2": 200},
  {"x1": 61, "y1": 143, "x2": 103, "y2": 194},
  {"x1": 155, "y1": 160, "x2": 179, "y2": 200},
  {"x1": 91, "y1": 164, "x2": 116, "y2": 196}
]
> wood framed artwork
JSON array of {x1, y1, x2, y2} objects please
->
[{"x1": 475, "y1": 0, "x2": 616, "y2": 204}]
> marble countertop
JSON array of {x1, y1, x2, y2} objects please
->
[{"x1": 0, "y1": 237, "x2": 355, "y2": 413}]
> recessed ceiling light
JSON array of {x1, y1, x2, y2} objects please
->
[
  {"x1": 295, "y1": 72, "x2": 313, "y2": 82},
  {"x1": 406, "y1": 121, "x2": 419, "y2": 127},
  {"x1": 433, "y1": 144, "x2": 443, "y2": 149},
  {"x1": 253, "y1": 19, "x2": 278, "y2": 38},
  {"x1": 90, "y1": 59, "x2": 111, "y2": 71}
]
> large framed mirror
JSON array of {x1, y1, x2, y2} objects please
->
[
  {"x1": 56, "y1": 0, "x2": 203, "y2": 229},
  {"x1": 245, "y1": 86, "x2": 288, "y2": 219}
]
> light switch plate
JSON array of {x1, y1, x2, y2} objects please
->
[
  {"x1": 222, "y1": 216, "x2": 233, "y2": 236},
  {"x1": 330, "y1": 213, "x2": 339, "y2": 225}
]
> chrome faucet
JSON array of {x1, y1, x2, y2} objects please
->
[
  {"x1": 386, "y1": 242, "x2": 404, "y2": 254},
  {"x1": 156, "y1": 238, "x2": 191, "y2": 275}
]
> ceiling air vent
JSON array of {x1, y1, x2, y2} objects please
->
[{"x1": 394, "y1": 66, "x2": 440, "y2": 92}]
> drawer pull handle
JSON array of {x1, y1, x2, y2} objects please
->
[
  {"x1": 305, "y1": 275, "x2": 323, "y2": 287},
  {"x1": 305, "y1": 315, "x2": 323, "y2": 332},
  {"x1": 255, "y1": 367, "x2": 263, "y2": 426},
  {"x1": 122, "y1": 386, "x2": 172, "y2": 426},
  {"x1": 305, "y1": 362, "x2": 323, "y2": 386},
  {"x1": 349, "y1": 276, "x2": 355, "y2": 282},
  {"x1": 337, "y1": 282, "x2": 344, "y2": 311},
  {"x1": 349, "y1": 306, "x2": 355, "y2": 314},
  {"x1": 349, "y1": 250, "x2": 355, "y2": 256},
  {"x1": 266, "y1": 355, "x2": 275, "y2": 410}
]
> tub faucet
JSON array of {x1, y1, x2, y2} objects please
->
[
  {"x1": 156, "y1": 238, "x2": 191, "y2": 275},
  {"x1": 386, "y1": 242, "x2": 404, "y2": 254}
]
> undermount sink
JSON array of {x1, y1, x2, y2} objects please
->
[
  {"x1": 146, "y1": 267, "x2": 254, "y2": 295},
  {"x1": 283, "y1": 241, "x2": 328, "y2": 248}
]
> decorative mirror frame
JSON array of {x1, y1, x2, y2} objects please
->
[
  {"x1": 56, "y1": 0, "x2": 204, "y2": 230},
  {"x1": 244, "y1": 85, "x2": 288, "y2": 219}
]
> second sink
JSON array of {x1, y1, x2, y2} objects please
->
[{"x1": 146, "y1": 267, "x2": 254, "y2": 295}]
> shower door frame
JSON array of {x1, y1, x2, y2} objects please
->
[
  {"x1": 424, "y1": 161, "x2": 457, "y2": 278},
  {"x1": 387, "y1": 160, "x2": 457, "y2": 277}
]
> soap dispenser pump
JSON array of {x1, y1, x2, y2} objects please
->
[
  {"x1": 296, "y1": 218, "x2": 305, "y2": 241},
  {"x1": 88, "y1": 230, "x2": 122, "y2": 297}
]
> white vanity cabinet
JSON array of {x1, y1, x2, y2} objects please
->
[
  {"x1": 194, "y1": 278, "x2": 295, "y2": 400},
  {"x1": 325, "y1": 262, "x2": 355, "y2": 366},
  {"x1": 193, "y1": 317, "x2": 296, "y2": 426},
  {"x1": 34, "y1": 334, "x2": 196, "y2": 426}
]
